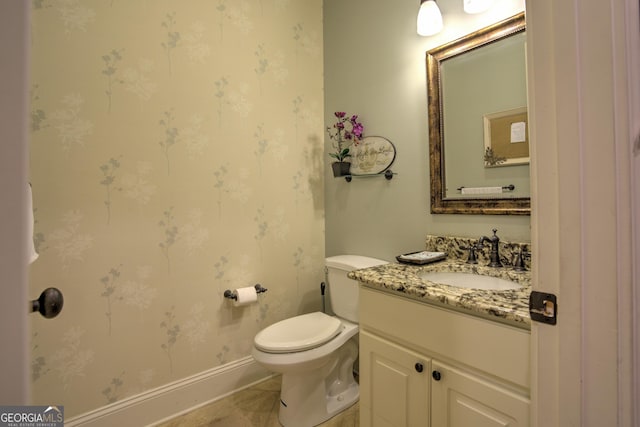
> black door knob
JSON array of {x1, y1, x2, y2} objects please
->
[
  {"x1": 30, "y1": 287, "x2": 64, "y2": 319},
  {"x1": 415, "y1": 363, "x2": 424, "y2": 373},
  {"x1": 432, "y1": 370, "x2": 442, "y2": 381}
]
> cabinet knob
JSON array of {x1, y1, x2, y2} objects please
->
[
  {"x1": 432, "y1": 370, "x2": 442, "y2": 381},
  {"x1": 415, "y1": 363, "x2": 424, "y2": 373}
]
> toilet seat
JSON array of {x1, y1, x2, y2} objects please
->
[{"x1": 254, "y1": 312, "x2": 343, "y2": 353}]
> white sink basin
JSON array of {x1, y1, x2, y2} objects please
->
[{"x1": 420, "y1": 271, "x2": 521, "y2": 290}]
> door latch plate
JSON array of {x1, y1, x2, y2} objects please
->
[{"x1": 529, "y1": 291, "x2": 557, "y2": 325}]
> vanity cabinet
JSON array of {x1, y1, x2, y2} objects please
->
[
  {"x1": 359, "y1": 287, "x2": 530, "y2": 427},
  {"x1": 360, "y1": 331, "x2": 431, "y2": 426},
  {"x1": 430, "y1": 359, "x2": 529, "y2": 426}
]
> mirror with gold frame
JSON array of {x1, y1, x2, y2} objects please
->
[{"x1": 427, "y1": 13, "x2": 530, "y2": 215}]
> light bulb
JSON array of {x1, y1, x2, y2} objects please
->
[{"x1": 417, "y1": 0, "x2": 443, "y2": 36}]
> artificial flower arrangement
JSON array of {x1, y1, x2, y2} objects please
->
[{"x1": 326, "y1": 111, "x2": 364, "y2": 176}]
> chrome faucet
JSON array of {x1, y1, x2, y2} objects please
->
[{"x1": 478, "y1": 228, "x2": 502, "y2": 267}]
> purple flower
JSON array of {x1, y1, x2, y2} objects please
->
[
  {"x1": 326, "y1": 110, "x2": 365, "y2": 161},
  {"x1": 351, "y1": 123, "x2": 363, "y2": 138}
]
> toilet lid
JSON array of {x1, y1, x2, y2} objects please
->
[{"x1": 254, "y1": 312, "x2": 343, "y2": 353}]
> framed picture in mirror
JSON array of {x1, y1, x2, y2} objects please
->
[{"x1": 483, "y1": 107, "x2": 529, "y2": 168}]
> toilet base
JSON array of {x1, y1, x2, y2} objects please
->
[
  {"x1": 278, "y1": 373, "x2": 359, "y2": 427},
  {"x1": 277, "y1": 338, "x2": 359, "y2": 427}
]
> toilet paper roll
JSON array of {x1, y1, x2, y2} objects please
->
[{"x1": 233, "y1": 286, "x2": 258, "y2": 307}]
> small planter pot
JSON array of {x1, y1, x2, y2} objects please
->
[{"x1": 331, "y1": 161, "x2": 351, "y2": 177}]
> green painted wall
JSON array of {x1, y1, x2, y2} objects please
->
[{"x1": 323, "y1": 0, "x2": 529, "y2": 261}]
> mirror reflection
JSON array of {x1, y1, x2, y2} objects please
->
[{"x1": 427, "y1": 13, "x2": 530, "y2": 215}]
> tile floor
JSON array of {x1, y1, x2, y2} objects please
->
[{"x1": 155, "y1": 375, "x2": 359, "y2": 427}]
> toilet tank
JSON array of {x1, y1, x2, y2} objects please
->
[{"x1": 325, "y1": 255, "x2": 388, "y2": 322}]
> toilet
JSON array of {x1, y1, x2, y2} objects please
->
[{"x1": 251, "y1": 255, "x2": 388, "y2": 427}]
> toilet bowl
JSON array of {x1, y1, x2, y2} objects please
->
[{"x1": 251, "y1": 255, "x2": 388, "y2": 427}]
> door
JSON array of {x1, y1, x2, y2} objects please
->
[
  {"x1": 431, "y1": 360, "x2": 529, "y2": 427},
  {"x1": 0, "y1": 1, "x2": 31, "y2": 404},
  {"x1": 359, "y1": 330, "x2": 430, "y2": 427},
  {"x1": 527, "y1": 0, "x2": 638, "y2": 424}
]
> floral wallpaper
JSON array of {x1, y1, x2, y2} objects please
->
[{"x1": 28, "y1": 0, "x2": 324, "y2": 418}]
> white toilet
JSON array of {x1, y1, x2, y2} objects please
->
[{"x1": 252, "y1": 255, "x2": 388, "y2": 427}]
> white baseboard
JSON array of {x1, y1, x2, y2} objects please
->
[{"x1": 65, "y1": 356, "x2": 273, "y2": 427}]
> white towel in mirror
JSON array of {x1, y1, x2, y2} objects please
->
[{"x1": 461, "y1": 186, "x2": 503, "y2": 195}]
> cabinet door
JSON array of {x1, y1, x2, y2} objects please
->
[
  {"x1": 431, "y1": 360, "x2": 530, "y2": 427},
  {"x1": 360, "y1": 330, "x2": 430, "y2": 427}
]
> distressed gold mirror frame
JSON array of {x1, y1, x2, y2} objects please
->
[{"x1": 427, "y1": 13, "x2": 530, "y2": 215}]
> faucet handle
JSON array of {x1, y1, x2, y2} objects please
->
[
  {"x1": 462, "y1": 242, "x2": 482, "y2": 264},
  {"x1": 512, "y1": 246, "x2": 528, "y2": 272}
]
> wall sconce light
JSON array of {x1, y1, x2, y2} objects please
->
[
  {"x1": 463, "y1": 0, "x2": 493, "y2": 14},
  {"x1": 417, "y1": 0, "x2": 443, "y2": 36}
]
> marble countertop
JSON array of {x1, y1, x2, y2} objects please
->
[{"x1": 349, "y1": 259, "x2": 532, "y2": 328}]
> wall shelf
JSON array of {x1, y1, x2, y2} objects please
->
[{"x1": 343, "y1": 169, "x2": 395, "y2": 182}]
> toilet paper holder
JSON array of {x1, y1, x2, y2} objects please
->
[{"x1": 224, "y1": 284, "x2": 268, "y2": 301}]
